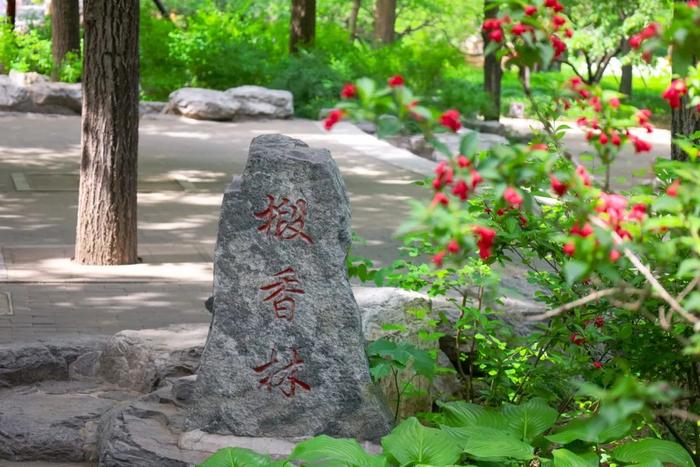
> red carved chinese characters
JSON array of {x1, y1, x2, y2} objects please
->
[
  {"x1": 260, "y1": 267, "x2": 304, "y2": 321},
  {"x1": 252, "y1": 347, "x2": 311, "y2": 397},
  {"x1": 254, "y1": 195, "x2": 313, "y2": 244}
]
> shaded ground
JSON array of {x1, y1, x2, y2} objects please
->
[{"x1": 0, "y1": 112, "x2": 671, "y2": 344}]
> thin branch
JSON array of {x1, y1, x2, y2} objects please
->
[
  {"x1": 528, "y1": 287, "x2": 641, "y2": 321},
  {"x1": 658, "y1": 415, "x2": 696, "y2": 460}
]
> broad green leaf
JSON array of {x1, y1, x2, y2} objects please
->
[
  {"x1": 382, "y1": 417, "x2": 461, "y2": 467},
  {"x1": 437, "y1": 401, "x2": 488, "y2": 427},
  {"x1": 198, "y1": 447, "x2": 273, "y2": 467},
  {"x1": 289, "y1": 436, "x2": 388, "y2": 467},
  {"x1": 552, "y1": 449, "x2": 599, "y2": 467},
  {"x1": 501, "y1": 397, "x2": 558, "y2": 442},
  {"x1": 612, "y1": 438, "x2": 694, "y2": 467},
  {"x1": 546, "y1": 417, "x2": 631, "y2": 444},
  {"x1": 460, "y1": 427, "x2": 534, "y2": 461}
]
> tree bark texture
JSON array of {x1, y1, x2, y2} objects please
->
[
  {"x1": 619, "y1": 40, "x2": 632, "y2": 95},
  {"x1": 374, "y1": 0, "x2": 396, "y2": 44},
  {"x1": 349, "y1": 0, "x2": 361, "y2": 41},
  {"x1": 482, "y1": 0, "x2": 502, "y2": 121},
  {"x1": 51, "y1": 0, "x2": 81, "y2": 80},
  {"x1": 75, "y1": 0, "x2": 140, "y2": 265},
  {"x1": 289, "y1": 0, "x2": 316, "y2": 54},
  {"x1": 6, "y1": 0, "x2": 16, "y2": 28},
  {"x1": 671, "y1": 0, "x2": 698, "y2": 161}
]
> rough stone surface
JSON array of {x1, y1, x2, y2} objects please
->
[
  {"x1": 225, "y1": 85, "x2": 293, "y2": 119},
  {"x1": 0, "y1": 76, "x2": 33, "y2": 112},
  {"x1": 8, "y1": 70, "x2": 49, "y2": 86},
  {"x1": 166, "y1": 88, "x2": 241, "y2": 121},
  {"x1": 0, "y1": 336, "x2": 107, "y2": 387},
  {"x1": 28, "y1": 82, "x2": 82, "y2": 114},
  {"x1": 187, "y1": 134, "x2": 393, "y2": 440},
  {"x1": 97, "y1": 324, "x2": 207, "y2": 393},
  {"x1": 139, "y1": 101, "x2": 166, "y2": 115},
  {"x1": 0, "y1": 380, "x2": 135, "y2": 462}
]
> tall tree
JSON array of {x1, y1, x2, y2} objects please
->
[
  {"x1": 349, "y1": 0, "x2": 361, "y2": 41},
  {"x1": 482, "y1": 0, "x2": 502, "y2": 121},
  {"x1": 671, "y1": 0, "x2": 699, "y2": 161},
  {"x1": 6, "y1": 0, "x2": 16, "y2": 28},
  {"x1": 290, "y1": 0, "x2": 316, "y2": 53},
  {"x1": 51, "y1": 0, "x2": 81, "y2": 81},
  {"x1": 374, "y1": 0, "x2": 396, "y2": 44},
  {"x1": 619, "y1": 43, "x2": 633, "y2": 95},
  {"x1": 75, "y1": 0, "x2": 140, "y2": 265}
]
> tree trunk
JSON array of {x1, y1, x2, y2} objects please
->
[
  {"x1": 482, "y1": 0, "x2": 502, "y2": 121},
  {"x1": 75, "y1": 0, "x2": 140, "y2": 265},
  {"x1": 51, "y1": 0, "x2": 81, "y2": 81},
  {"x1": 374, "y1": 0, "x2": 396, "y2": 44},
  {"x1": 6, "y1": 0, "x2": 16, "y2": 29},
  {"x1": 619, "y1": 41, "x2": 633, "y2": 95},
  {"x1": 671, "y1": 0, "x2": 698, "y2": 161},
  {"x1": 349, "y1": 0, "x2": 361, "y2": 41},
  {"x1": 289, "y1": 0, "x2": 316, "y2": 54}
]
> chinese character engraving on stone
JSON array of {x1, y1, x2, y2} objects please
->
[
  {"x1": 254, "y1": 195, "x2": 313, "y2": 244},
  {"x1": 252, "y1": 347, "x2": 311, "y2": 397},
  {"x1": 259, "y1": 267, "x2": 304, "y2": 321}
]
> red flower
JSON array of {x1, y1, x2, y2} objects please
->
[
  {"x1": 457, "y1": 155, "x2": 471, "y2": 168},
  {"x1": 610, "y1": 249, "x2": 621, "y2": 262},
  {"x1": 576, "y1": 165, "x2": 591, "y2": 186},
  {"x1": 511, "y1": 23, "x2": 528, "y2": 36},
  {"x1": 563, "y1": 242, "x2": 576, "y2": 257},
  {"x1": 388, "y1": 75, "x2": 405, "y2": 87},
  {"x1": 594, "y1": 316, "x2": 605, "y2": 327},
  {"x1": 609, "y1": 97, "x2": 620, "y2": 108},
  {"x1": 662, "y1": 79, "x2": 687, "y2": 109},
  {"x1": 489, "y1": 29, "x2": 504, "y2": 42},
  {"x1": 524, "y1": 5, "x2": 537, "y2": 15},
  {"x1": 632, "y1": 137, "x2": 652, "y2": 153},
  {"x1": 503, "y1": 187, "x2": 523, "y2": 208},
  {"x1": 452, "y1": 180, "x2": 469, "y2": 200},
  {"x1": 589, "y1": 96, "x2": 602, "y2": 113},
  {"x1": 628, "y1": 204, "x2": 646, "y2": 222},
  {"x1": 571, "y1": 222, "x2": 594, "y2": 238},
  {"x1": 553, "y1": 1, "x2": 564, "y2": 12},
  {"x1": 550, "y1": 34, "x2": 567, "y2": 58},
  {"x1": 641, "y1": 23, "x2": 659, "y2": 39},
  {"x1": 565, "y1": 28, "x2": 573, "y2": 38},
  {"x1": 552, "y1": 15, "x2": 566, "y2": 28},
  {"x1": 323, "y1": 109, "x2": 344, "y2": 131},
  {"x1": 439, "y1": 109, "x2": 462, "y2": 132},
  {"x1": 474, "y1": 226, "x2": 497, "y2": 260},
  {"x1": 636, "y1": 108, "x2": 652, "y2": 125},
  {"x1": 432, "y1": 192, "x2": 449, "y2": 206},
  {"x1": 447, "y1": 240, "x2": 460, "y2": 253},
  {"x1": 530, "y1": 143, "x2": 548, "y2": 151},
  {"x1": 611, "y1": 131, "x2": 621, "y2": 146},
  {"x1": 599, "y1": 133, "x2": 609, "y2": 145},
  {"x1": 570, "y1": 333, "x2": 585, "y2": 345},
  {"x1": 569, "y1": 76, "x2": 583, "y2": 88},
  {"x1": 576, "y1": 116, "x2": 588, "y2": 127},
  {"x1": 470, "y1": 169, "x2": 483, "y2": 189},
  {"x1": 642, "y1": 51, "x2": 652, "y2": 63},
  {"x1": 629, "y1": 34, "x2": 643, "y2": 49},
  {"x1": 433, "y1": 251, "x2": 446, "y2": 267},
  {"x1": 550, "y1": 175, "x2": 568, "y2": 196},
  {"x1": 667, "y1": 179, "x2": 680, "y2": 197},
  {"x1": 340, "y1": 83, "x2": 357, "y2": 99},
  {"x1": 593, "y1": 361, "x2": 603, "y2": 369},
  {"x1": 482, "y1": 18, "x2": 501, "y2": 31}
]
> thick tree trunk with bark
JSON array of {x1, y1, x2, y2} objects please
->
[
  {"x1": 482, "y1": 1, "x2": 502, "y2": 121},
  {"x1": 374, "y1": 0, "x2": 396, "y2": 44},
  {"x1": 349, "y1": 0, "x2": 361, "y2": 41},
  {"x1": 289, "y1": 0, "x2": 315, "y2": 54},
  {"x1": 6, "y1": 0, "x2": 16, "y2": 28},
  {"x1": 51, "y1": 0, "x2": 81, "y2": 81},
  {"x1": 75, "y1": 0, "x2": 140, "y2": 265}
]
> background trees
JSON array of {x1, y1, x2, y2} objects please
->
[{"x1": 50, "y1": 0, "x2": 80, "y2": 81}]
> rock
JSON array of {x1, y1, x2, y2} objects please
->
[
  {"x1": 508, "y1": 102, "x2": 526, "y2": 119},
  {"x1": 97, "y1": 324, "x2": 207, "y2": 393},
  {"x1": 0, "y1": 336, "x2": 107, "y2": 387},
  {"x1": 171, "y1": 375, "x2": 197, "y2": 403},
  {"x1": 166, "y1": 88, "x2": 240, "y2": 121},
  {"x1": 139, "y1": 101, "x2": 166, "y2": 115},
  {"x1": 69, "y1": 351, "x2": 102, "y2": 381},
  {"x1": 0, "y1": 76, "x2": 33, "y2": 112},
  {"x1": 225, "y1": 85, "x2": 293, "y2": 119},
  {"x1": 0, "y1": 380, "x2": 135, "y2": 462},
  {"x1": 8, "y1": 70, "x2": 49, "y2": 86},
  {"x1": 187, "y1": 134, "x2": 393, "y2": 440},
  {"x1": 28, "y1": 82, "x2": 82, "y2": 114}
]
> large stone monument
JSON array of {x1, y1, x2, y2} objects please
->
[{"x1": 187, "y1": 134, "x2": 393, "y2": 440}]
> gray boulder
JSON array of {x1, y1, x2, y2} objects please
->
[
  {"x1": 187, "y1": 134, "x2": 393, "y2": 440},
  {"x1": 28, "y1": 82, "x2": 82, "y2": 114},
  {"x1": 166, "y1": 87, "x2": 240, "y2": 121},
  {"x1": 97, "y1": 324, "x2": 207, "y2": 393},
  {"x1": 225, "y1": 85, "x2": 293, "y2": 119},
  {"x1": 0, "y1": 76, "x2": 33, "y2": 112},
  {"x1": 8, "y1": 69, "x2": 48, "y2": 86}
]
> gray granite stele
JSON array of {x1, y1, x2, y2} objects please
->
[{"x1": 186, "y1": 134, "x2": 393, "y2": 440}]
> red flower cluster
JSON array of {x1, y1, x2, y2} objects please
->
[
  {"x1": 323, "y1": 109, "x2": 344, "y2": 131},
  {"x1": 570, "y1": 333, "x2": 585, "y2": 345},
  {"x1": 340, "y1": 83, "x2": 357, "y2": 99},
  {"x1": 662, "y1": 79, "x2": 688, "y2": 109},
  {"x1": 629, "y1": 23, "x2": 659, "y2": 50},
  {"x1": 544, "y1": 0, "x2": 564, "y2": 12},
  {"x1": 474, "y1": 225, "x2": 497, "y2": 260},
  {"x1": 503, "y1": 187, "x2": 523, "y2": 208},
  {"x1": 550, "y1": 174, "x2": 568, "y2": 196},
  {"x1": 388, "y1": 75, "x2": 404, "y2": 87},
  {"x1": 439, "y1": 109, "x2": 462, "y2": 132},
  {"x1": 482, "y1": 17, "x2": 507, "y2": 42},
  {"x1": 667, "y1": 179, "x2": 681, "y2": 197}
]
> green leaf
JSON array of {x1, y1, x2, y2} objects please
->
[
  {"x1": 459, "y1": 131, "x2": 479, "y2": 156},
  {"x1": 564, "y1": 260, "x2": 588, "y2": 285},
  {"x1": 501, "y1": 398, "x2": 558, "y2": 442},
  {"x1": 289, "y1": 436, "x2": 388, "y2": 467},
  {"x1": 442, "y1": 426, "x2": 534, "y2": 461},
  {"x1": 612, "y1": 438, "x2": 695, "y2": 467},
  {"x1": 546, "y1": 417, "x2": 631, "y2": 444},
  {"x1": 552, "y1": 449, "x2": 599, "y2": 467},
  {"x1": 198, "y1": 447, "x2": 273, "y2": 467},
  {"x1": 382, "y1": 417, "x2": 461, "y2": 466}
]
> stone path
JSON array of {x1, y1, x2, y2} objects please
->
[{"x1": 0, "y1": 112, "x2": 671, "y2": 344}]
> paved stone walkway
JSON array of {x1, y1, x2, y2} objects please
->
[{"x1": 0, "y1": 112, "x2": 670, "y2": 344}]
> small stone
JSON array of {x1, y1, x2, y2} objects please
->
[
  {"x1": 225, "y1": 85, "x2": 293, "y2": 119},
  {"x1": 166, "y1": 87, "x2": 240, "y2": 121}
]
